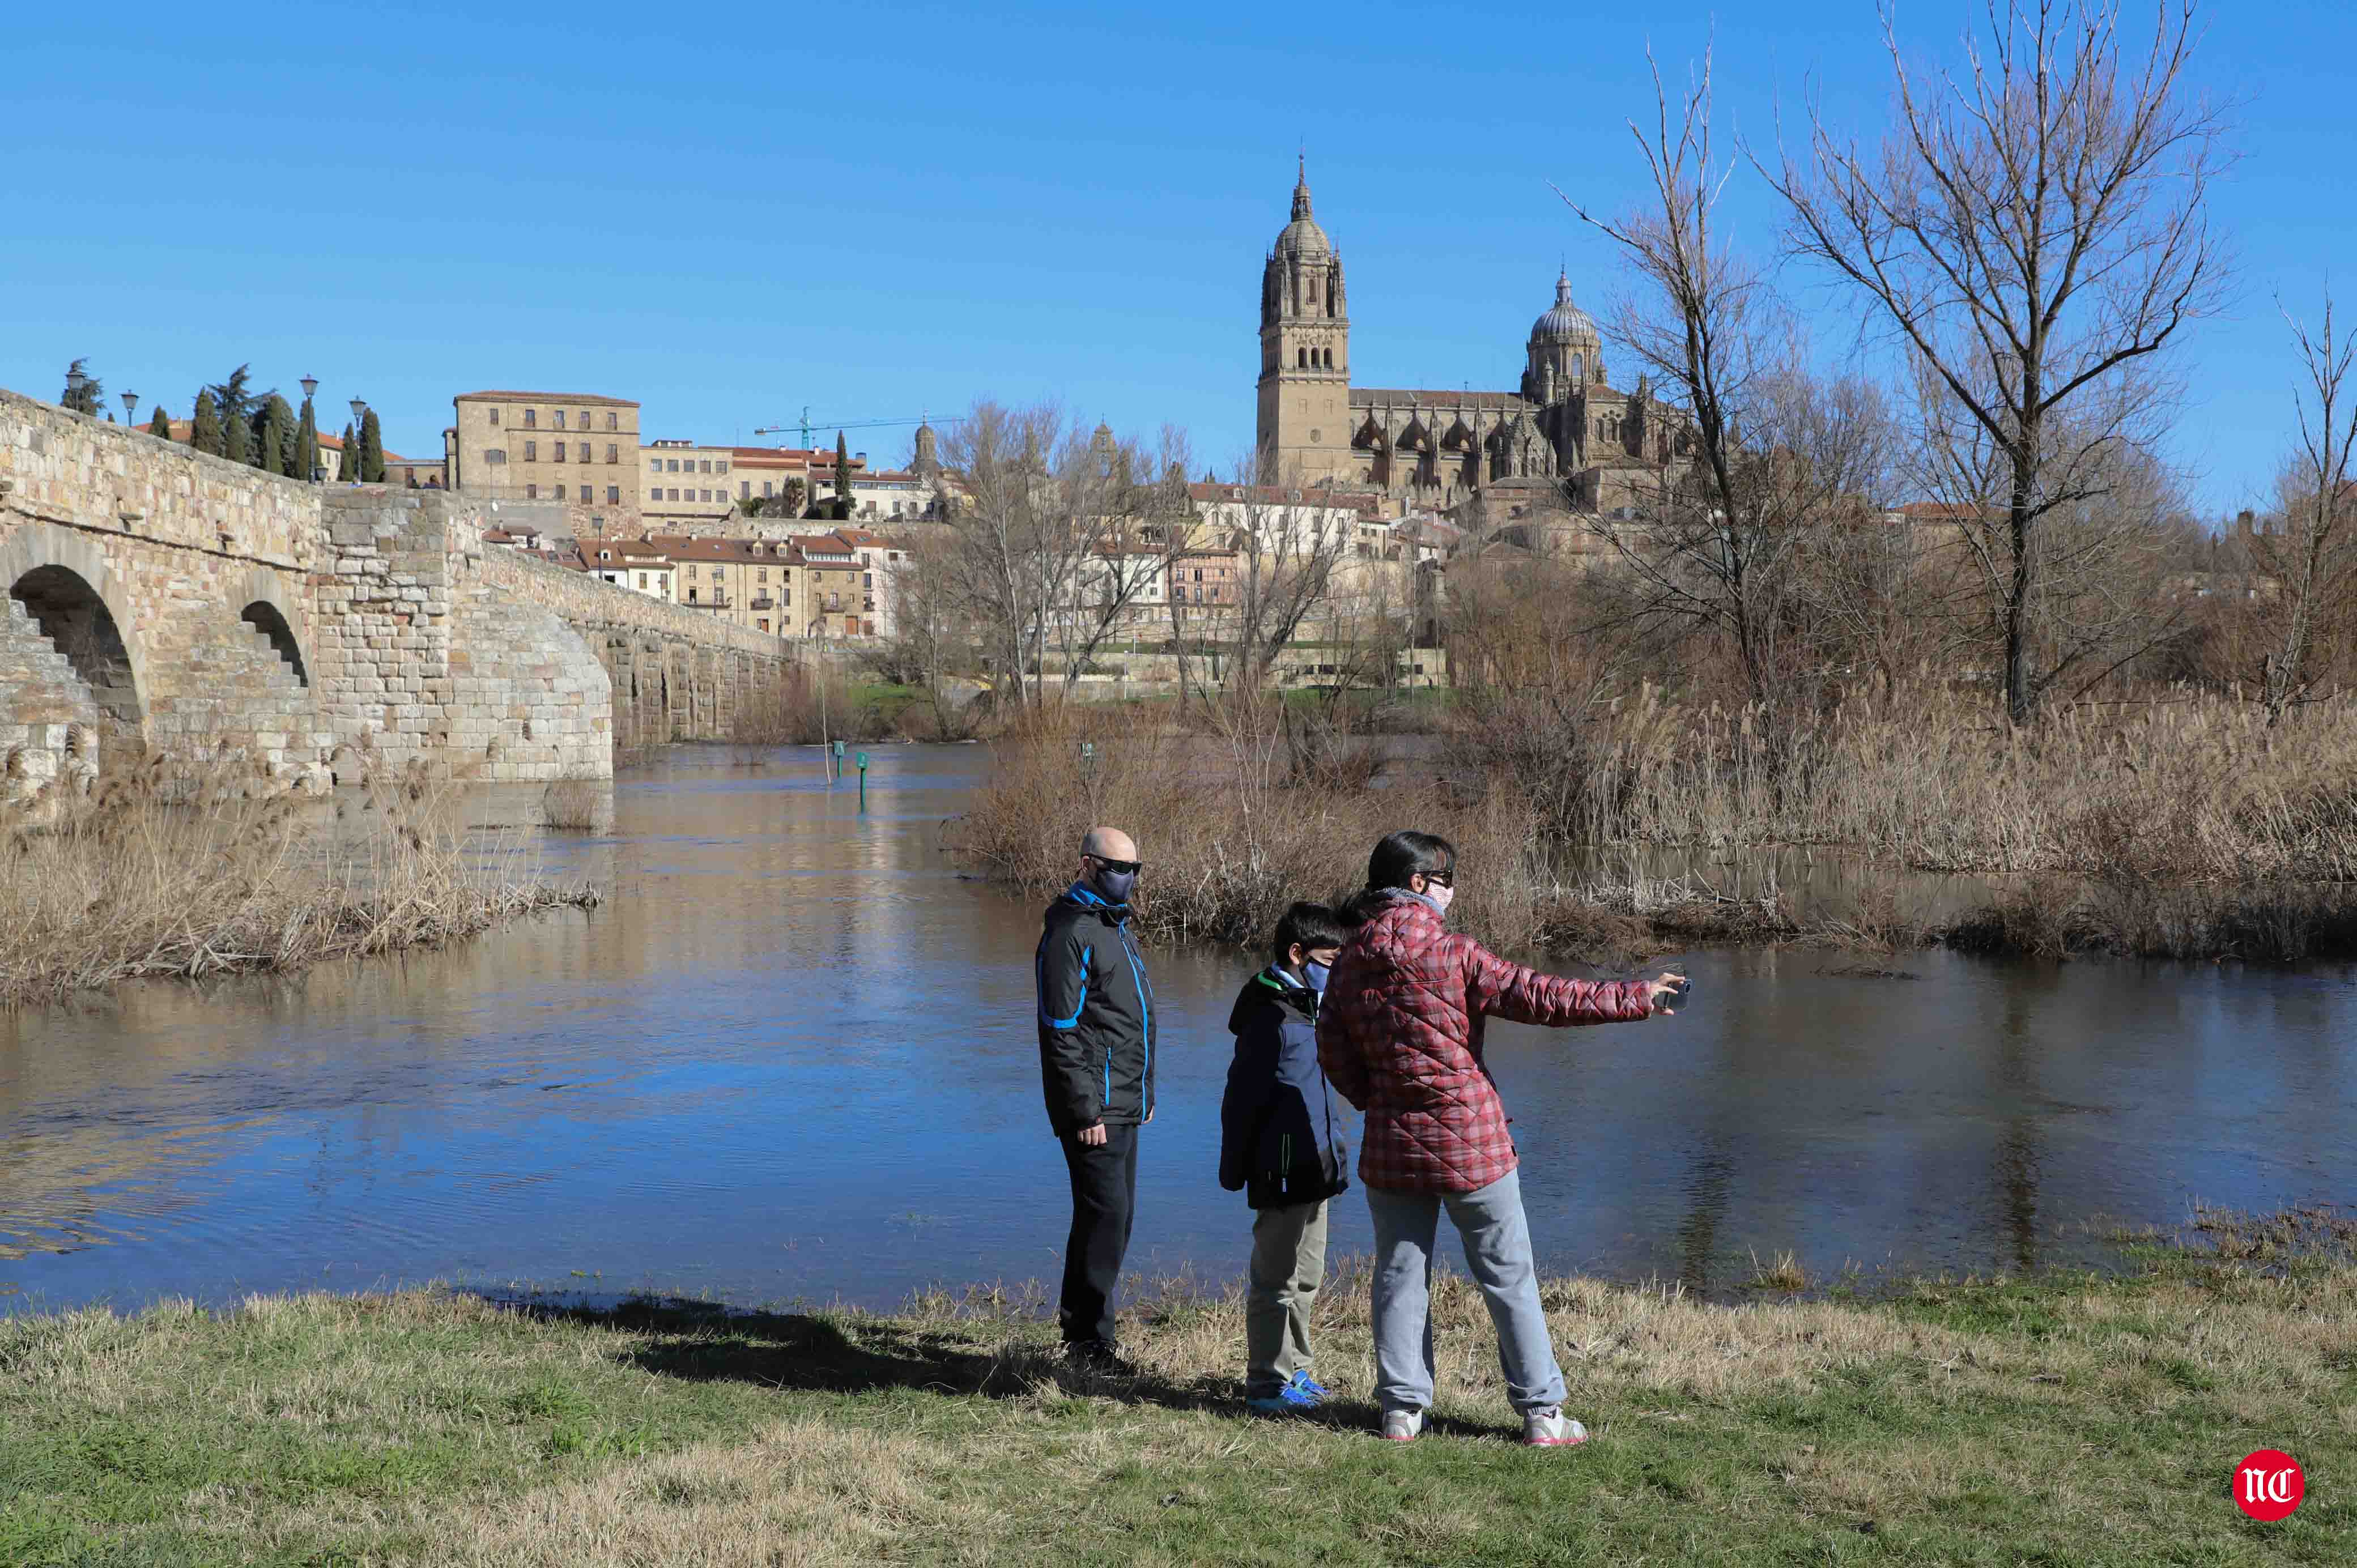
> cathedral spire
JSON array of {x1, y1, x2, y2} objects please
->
[{"x1": 1292, "y1": 154, "x2": 1313, "y2": 221}]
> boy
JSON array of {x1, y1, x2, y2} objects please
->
[{"x1": 1218, "y1": 901, "x2": 1352, "y2": 1413}]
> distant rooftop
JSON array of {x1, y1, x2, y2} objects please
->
[{"x1": 454, "y1": 390, "x2": 640, "y2": 407}]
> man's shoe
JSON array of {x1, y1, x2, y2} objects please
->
[
  {"x1": 1287, "y1": 1369, "x2": 1330, "y2": 1401},
  {"x1": 1522, "y1": 1406, "x2": 1589, "y2": 1447},
  {"x1": 1246, "y1": 1380, "x2": 1317, "y2": 1415},
  {"x1": 1380, "y1": 1408, "x2": 1425, "y2": 1443},
  {"x1": 1063, "y1": 1341, "x2": 1138, "y2": 1377}
]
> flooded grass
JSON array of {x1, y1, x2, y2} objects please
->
[
  {"x1": 0, "y1": 752, "x2": 601, "y2": 1007},
  {"x1": 1, "y1": 1210, "x2": 2347, "y2": 1563},
  {"x1": 960, "y1": 696, "x2": 2357, "y2": 965}
]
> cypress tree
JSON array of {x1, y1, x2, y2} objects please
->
[
  {"x1": 191, "y1": 391, "x2": 224, "y2": 456},
  {"x1": 148, "y1": 404, "x2": 174, "y2": 440},
  {"x1": 358, "y1": 408, "x2": 386, "y2": 482},
  {"x1": 222, "y1": 404, "x2": 251, "y2": 465},
  {"x1": 296, "y1": 397, "x2": 318, "y2": 481},
  {"x1": 338, "y1": 424, "x2": 356, "y2": 481},
  {"x1": 264, "y1": 395, "x2": 297, "y2": 476},
  {"x1": 833, "y1": 431, "x2": 853, "y2": 519}
]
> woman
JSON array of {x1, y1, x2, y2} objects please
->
[{"x1": 1314, "y1": 830, "x2": 1683, "y2": 1446}]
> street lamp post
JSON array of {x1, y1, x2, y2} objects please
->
[
  {"x1": 121, "y1": 391, "x2": 139, "y2": 424},
  {"x1": 300, "y1": 376, "x2": 322, "y2": 481},
  {"x1": 348, "y1": 397, "x2": 367, "y2": 484},
  {"x1": 63, "y1": 365, "x2": 86, "y2": 413}
]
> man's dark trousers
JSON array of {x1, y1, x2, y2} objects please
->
[{"x1": 1057, "y1": 1122, "x2": 1139, "y2": 1348}]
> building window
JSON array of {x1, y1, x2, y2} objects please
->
[
  {"x1": 717, "y1": 461, "x2": 729, "y2": 474},
  {"x1": 741, "y1": 481, "x2": 751, "y2": 498},
  {"x1": 524, "y1": 409, "x2": 537, "y2": 428},
  {"x1": 688, "y1": 588, "x2": 699, "y2": 603},
  {"x1": 607, "y1": 444, "x2": 618, "y2": 463},
  {"x1": 607, "y1": 485, "x2": 619, "y2": 503},
  {"x1": 605, "y1": 412, "x2": 616, "y2": 430},
  {"x1": 555, "y1": 484, "x2": 567, "y2": 500},
  {"x1": 577, "y1": 410, "x2": 589, "y2": 429},
  {"x1": 668, "y1": 459, "x2": 680, "y2": 472},
  {"x1": 862, "y1": 572, "x2": 873, "y2": 587},
  {"x1": 555, "y1": 411, "x2": 567, "y2": 430},
  {"x1": 636, "y1": 573, "x2": 647, "y2": 589},
  {"x1": 524, "y1": 440, "x2": 537, "y2": 461},
  {"x1": 670, "y1": 487, "x2": 680, "y2": 501},
  {"x1": 485, "y1": 448, "x2": 507, "y2": 464},
  {"x1": 699, "y1": 459, "x2": 711, "y2": 474},
  {"x1": 762, "y1": 481, "x2": 773, "y2": 498},
  {"x1": 526, "y1": 484, "x2": 538, "y2": 498},
  {"x1": 487, "y1": 408, "x2": 499, "y2": 426},
  {"x1": 554, "y1": 441, "x2": 567, "y2": 462}
]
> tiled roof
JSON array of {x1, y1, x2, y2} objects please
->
[
  {"x1": 1351, "y1": 389, "x2": 1530, "y2": 411},
  {"x1": 455, "y1": 390, "x2": 640, "y2": 407}
]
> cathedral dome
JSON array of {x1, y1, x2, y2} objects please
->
[
  {"x1": 1531, "y1": 270, "x2": 1596, "y2": 343},
  {"x1": 1271, "y1": 161, "x2": 1333, "y2": 258}
]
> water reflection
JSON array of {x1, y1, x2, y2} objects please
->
[{"x1": 3, "y1": 744, "x2": 2354, "y2": 1313}]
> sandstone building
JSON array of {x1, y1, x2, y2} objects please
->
[
  {"x1": 449, "y1": 390, "x2": 642, "y2": 523},
  {"x1": 1255, "y1": 165, "x2": 1691, "y2": 515}
]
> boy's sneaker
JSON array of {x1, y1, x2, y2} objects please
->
[
  {"x1": 1246, "y1": 1380, "x2": 1317, "y2": 1415},
  {"x1": 1286, "y1": 1369, "x2": 1330, "y2": 1403},
  {"x1": 1380, "y1": 1408, "x2": 1425, "y2": 1443},
  {"x1": 1521, "y1": 1407, "x2": 1589, "y2": 1447}
]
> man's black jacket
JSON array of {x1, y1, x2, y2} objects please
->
[
  {"x1": 1035, "y1": 883, "x2": 1156, "y2": 1136},
  {"x1": 1218, "y1": 965, "x2": 1348, "y2": 1209}
]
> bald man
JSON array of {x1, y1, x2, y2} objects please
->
[{"x1": 1035, "y1": 825, "x2": 1158, "y2": 1370}]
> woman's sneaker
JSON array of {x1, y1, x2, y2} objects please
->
[
  {"x1": 1287, "y1": 1369, "x2": 1330, "y2": 1403},
  {"x1": 1522, "y1": 1407, "x2": 1589, "y2": 1447},
  {"x1": 1381, "y1": 1408, "x2": 1425, "y2": 1443}
]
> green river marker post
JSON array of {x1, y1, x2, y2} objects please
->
[
  {"x1": 856, "y1": 751, "x2": 869, "y2": 811},
  {"x1": 831, "y1": 738, "x2": 845, "y2": 782}
]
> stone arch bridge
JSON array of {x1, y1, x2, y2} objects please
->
[{"x1": 1, "y1": 388, "x2": 799, "y2": 792}]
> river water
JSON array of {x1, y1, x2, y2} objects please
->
[{"x1": 3, "y1": 744, "x2": 2351, "y2": 1314}]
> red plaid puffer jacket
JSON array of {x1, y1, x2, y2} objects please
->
[{"x1": 1314, "y1": 892, "x2": 1653, "y2": 1194}]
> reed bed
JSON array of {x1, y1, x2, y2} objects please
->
[
  {"x1": 1466, "y1": 680, "x2": 2357, "y2": 880},
  {"x1": 0, "y1": 752, "x2": 601, "y2": 1005},
  {"x1": 962, "y1": 684, "x2": 2357, "y2": 963}
]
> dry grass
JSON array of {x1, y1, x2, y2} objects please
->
[
  {"x1": 1460, "y1": 678, "x2": 2357, "y2": 880},
  {"x1": 961, "y1": 683, "x2": 2357, "y2": 962},
  {"x1": 539, "y1": 775, "x2": 610, "y2": 832},
  {"x1": 0, "y1": 751, "x2": 601, "y2": 1005},
  {"x1": 4, "y1": 1213, "x2": 2350, "y2": 1563}
]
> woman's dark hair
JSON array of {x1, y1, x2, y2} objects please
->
[
  {"x1": 1271, "y1": 901, "x2": 1350, "y2": 963},
  {"x1": 1342, "y1": 830, "x2": 1457, "y2": 924}
]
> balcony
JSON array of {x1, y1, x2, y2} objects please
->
[{"x1": 751, "y1": 596, "x2": 775, "y2": 611}]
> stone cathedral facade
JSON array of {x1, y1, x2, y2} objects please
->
[{"x1": 1255, "y1": 164, "x2": 1690, "y2": 514}]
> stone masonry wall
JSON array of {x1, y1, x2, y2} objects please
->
[
  {"x1": 1, "y1": 390, "x2": 329, "y2": 787},
  {"x1": 314, "y1": 490, "x2": 610, "y2": 781}
]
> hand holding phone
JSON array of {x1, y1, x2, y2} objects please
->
[{"x1": 1645, "y1": 970, "x2": 1691, "y2": 1016}]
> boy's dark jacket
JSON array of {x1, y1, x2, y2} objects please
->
[
  {"x1": 1218, "y1": 965, "x2": 1349, "y2": 1209},
  {"x1": 1035, "y1": 883, "x2": 1156, "y2": 1135}
]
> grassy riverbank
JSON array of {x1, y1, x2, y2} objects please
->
[
  {"x1": 0, "y1": 754, "x2": 599, "y2": 1007},
  {"x1": 3, "y1": 1210, "x2": 2349, "y2": 1565}
]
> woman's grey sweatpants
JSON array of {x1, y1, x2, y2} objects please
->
[{"x1": 1364, "y1": 1167, "x2": 1567, "y2": 1415}]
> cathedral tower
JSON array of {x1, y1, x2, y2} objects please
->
[
  {"x1": 1522, "y1": 269, "x2": 1605, "y2": 403},
  {"x1": 1256, "y1": 160, "x2": 1352, "y2": 487}
]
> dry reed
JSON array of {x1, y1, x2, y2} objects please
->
[{"x1": 0, "y1": 752, "x2": 601, "y2": 1005}]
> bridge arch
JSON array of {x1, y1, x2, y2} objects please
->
[
  {"x1": 233, "y1": 565, "x2": 312, "y2": 687},
  {"x1": 0, "y1": 524, "x2": 148, "y2": 730}
]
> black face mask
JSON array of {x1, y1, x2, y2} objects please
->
[{"x1": 1092, "y1": 867, "x2": 1138, "y2": 904}]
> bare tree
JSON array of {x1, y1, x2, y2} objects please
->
[
  {"x1": 2253, "y1": 296, "x2": 2357, "y2": 722},
  {"x1": 1764, "y1": 0, "x2": 2232, "y2": 722},
  {"x1": 932, "y1": 402, "x2": 1189, "y2": 709},
  {"x1": 1563, "y1": 47, "x2": 1884, "y2": 708},
  {"x1": 1176, "y1": 476, "x2": 1359, "y2": 693}
]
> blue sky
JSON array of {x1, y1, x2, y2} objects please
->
[{"x1": 6, "y1": 1, "x2": 2350, "y2": 512}]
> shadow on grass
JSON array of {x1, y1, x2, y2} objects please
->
[{"x1": 467, "y1": 1290, "x2": 1411, "y2": 1429}]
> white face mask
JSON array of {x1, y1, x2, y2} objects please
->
[{"x1": 1426, "y1": 881, "x2": 1455, "y2": 916}]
